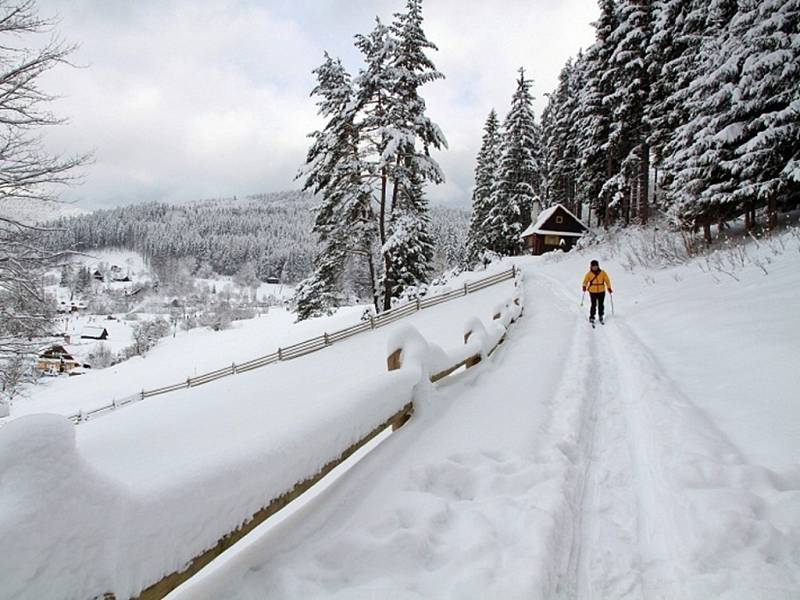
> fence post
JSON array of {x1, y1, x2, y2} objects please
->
[
  {"x1": 140, "y1": 390, "x2": 145, "y2": 402},
  {"x1": 416, "y1": 298, "x2": 421, "y2": 311},
  {"x1": 324, "y1": 332, "x2": 330, "y2": 346},
  {"x1": 186, "y1": 377, "x2": 191, "y2": 388},
  {"x1": 387, "y1": 348, "x2": 402, "y2": 371},
  {"x1": 278, "y1": 347, "x2": 283, "y2": 360},
  {"x1": 512, "y1": 265, "x2": 516, "y2": 279},
  {"x1": 231, "y1": 362, "x2": 237, "y2": 374},
  {"x1": 369, "y1": 316, "x2": 375, "y2": 329},
  {"x1": 463, "y1": 331, "x2": 482, "y2": 369}
]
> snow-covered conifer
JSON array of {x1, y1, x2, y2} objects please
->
[
  {"x1": 575, "y1": 0, "x2": 617, "y2": 226},
  {"x1": 466, "y1": 109, "x2": 501, "y2": 265},
  {"x1": 485, "y1": 68, "x2": 541, "y2": 256},
  {"x1": 605, "y1": 0, "x2": 653, "y2": 224}
]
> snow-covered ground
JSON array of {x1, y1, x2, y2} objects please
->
[
  {"x1": 1, "y1": 234, "x2": 798, "y2": 600},
  {"x1": 11, "y1": 306, "x2": 359, "y2": 418},
  {"x1": 194, "y1": 276, "x2": 295, "y2": 303},
  {"x1": 0, "y1": 269, "x2": 520, "y2": 600},
  {"x1": 170, "y1": 233, "x2": 799, "y2": 600},
  {"x1": 9, "y1": 264, "x2": 511, "y2": 420}
]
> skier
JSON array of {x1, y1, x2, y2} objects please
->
[{"x1": 582, "y1": 259, "x2": 613, "y2": 325}]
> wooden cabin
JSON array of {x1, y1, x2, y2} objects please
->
[
  {"x1": 520, "y1": 204, "x2": 587, "y2": 255},
  {"x1": 80, "y1": 326, "x2": 109, "y2": 340},
  {"x1": 36, "y1": 345, "x2": 81, "y2": 375}
]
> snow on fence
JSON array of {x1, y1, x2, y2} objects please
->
[
  {"x1": 0, "y1": 271, "x2": 524, "y2": 600},
  {"x1": 125, "y1": 273, "x2": 525, "y2": 600},
  {"x1": 66, "y1": 266, "x2": 519, "y2": 425}
]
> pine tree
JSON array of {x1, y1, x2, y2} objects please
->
[
  {"x1": 486, "y1": 68, "x2": 541, "y2": 256},
  {"x1": 646, "y1": 0, "x2": 708, "y2": 198},
  {"x1": 295, "y1": 54, "x2": 367, "y2": 318},
  {"x1": 541, "y1": 59, "x2": 581, "y2": 215},
  {"x1": 297, "y1": 0, "x2": 446, "y2": 317},
  {"x1": 727, "y1": 0, "x2": 800, "y2": 229},
  {"x1": 381, "y1": 0, "x2": 447, "y2": 308},
  {"x1": 605, "y1": 0, "x2": 653, "y2": 224},
  {"x1": 293, "y1": 246, "x2": 348, "y2": 320},
  {"x1": 466, "y1": 109, "x2": 501, "y2": 265},
  {"x1": 664, "y1": 0, "x2": 745, "y2": 238},
  {"x1": 385, "y1": 165, "x2": 435, "y2": 297},
  {"x1": 576, "y1": 0, "x2": 618, "y2": 226}
]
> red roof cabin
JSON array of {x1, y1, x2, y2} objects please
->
[{"x1": 520, "y1": 204, "x2": 587, "y2": 255}]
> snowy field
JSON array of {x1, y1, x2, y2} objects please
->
[
  {"x1": 1, "y1": 235, "x2": 798, "y2": 600},
  {"x1": 170, "y1": 232, "x2": 800, "y2": 600},
  {"x1": 0, "y1": 267, "x2": 521, "y2": 600},
  {"x1": 8, "y1": 264, "x2": 510, "y2": 420}
]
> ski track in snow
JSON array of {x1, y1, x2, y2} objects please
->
[
  {"x1": 541, "y1": 267, "x2": 800, "y2": 600},
  {"x1": 9, "y1": 252, "x2": 796, "y2": 600},
  {"x1": 166, "y1": 260, "x2": 800, "y2": 600}
]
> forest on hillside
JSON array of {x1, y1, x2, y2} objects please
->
[
  {"x1": 45, "y1": 191, "x2": 469, "y2": 284},
  {"x1": 467, "y1": 0, "x2": 800, "y2": 264}
]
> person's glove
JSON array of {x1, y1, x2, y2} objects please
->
[
  {"x1": 608, "y1": 288, "x2": 614, "y2": 294},
  {"x1": 582, "y1": 286, "x2": 587, "y2": 292}
]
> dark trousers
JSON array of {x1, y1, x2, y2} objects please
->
[{"x1": 589, "y1": 292, "x2": 605, "y2": 320}]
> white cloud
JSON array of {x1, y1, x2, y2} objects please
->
[{"x1": 36, "y1": 0, "x2": 597, "y2": 209}]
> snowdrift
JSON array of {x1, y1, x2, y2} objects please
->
[{"x1": 0, "y1": 271, "x2": 524, "y2": 600}]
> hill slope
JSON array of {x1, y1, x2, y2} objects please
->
[
  {"x1": 44, "y1": 191, "x2": 470, "y2": 284},
  {"x1": 173, "y1": 231, "x2": 800, "y2": 600}
]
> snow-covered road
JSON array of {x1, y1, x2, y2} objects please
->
[{"x1": 172, "y1": 250, "x2": 800, "y2": 600}]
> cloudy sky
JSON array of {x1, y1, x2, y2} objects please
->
[{"x1": 38, "y1": 0, "x2": 598, "y2": 210}]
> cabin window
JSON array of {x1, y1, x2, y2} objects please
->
[
  {"x1": 544, "y1": 235, "x2": 561, "y2": 245},
  {"x1": 555, "y1": 216, "x2": 564, "y2": 224}
]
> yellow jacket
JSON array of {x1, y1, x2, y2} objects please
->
[{"x1": 582, "y1": 270, "x2": 612, "y2": 293}]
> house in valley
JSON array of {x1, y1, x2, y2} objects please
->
[
  {"x1": 80, "y1": 326, "x2": 109, "y2": 340},
  {"x1": 36, "y1": 345, "x2": 81, "y2": 375},
  {"x1": 520, "y1": 203, "x2": 587, "y2": 255}
]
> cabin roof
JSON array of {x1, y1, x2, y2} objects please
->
[
  {"x1": 81, "y1": 326, "x2": 108, "y2": 337},
  {"x1": 38, "y1": 344, "x2": 78, "y2": 361},
  {"x1": 519, "y1": 204, "x2": 587, "y2": 239}
]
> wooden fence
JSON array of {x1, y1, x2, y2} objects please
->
[
  {"x1": 69, "y1": 266, "x2": 518, "y2": 425},
  {"x1": 122, "y1": 272, "x2": 524, "y2": 600}
]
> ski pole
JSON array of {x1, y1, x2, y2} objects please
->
[
  {"x1": 610, "y1": 292, "x2": 615, "y2": 316},
  {"x1": 580, "y1": 291, "x2": 586, "y2": 307}
]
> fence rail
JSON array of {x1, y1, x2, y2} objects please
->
[
  {"x1": 67, "y1": 266, "x2": 518, "y2": 425},
  {"x1": 122, "y1": 274, "x2": 525, "y2": 600}
]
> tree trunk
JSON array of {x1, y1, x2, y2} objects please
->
[
  {"x1": 382, "y1": 253, "x2": 393, "y2": 311},
  {"x1": 638, "y1": 143, "x2": 650, "y2": 225},
  {"x1": 379, "y1": 167, "x2": 388, "y2": 247},
  {"x1": 366, "y1": 251, "x2": 380, "y2": 314},
  {"x1": 625, "y1": 183, "x2": 633, "y2": 226},
  {"x1": 767, "y1": 194, "x2": 778, "y2": 231},
  {"x1": 703, "y1": 222, "x2": 712, "y2": 245},
  {"x1": 653, "y1": 165, "x2": 658, "y2": 210}
]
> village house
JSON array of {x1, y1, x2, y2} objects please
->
[
  {"x1": 36, "y1": 345, "x2": 81, "y2": 376},
  {"x1": 80, "y1": 326, "x2": 109, "y2": 340},
  {"x1": 520, "y1": 203, "x2": 587, "y2": 255}
]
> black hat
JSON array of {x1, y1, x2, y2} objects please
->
[{"x1": 590, "y1": 259, "x2": 599, "y2": 267}]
